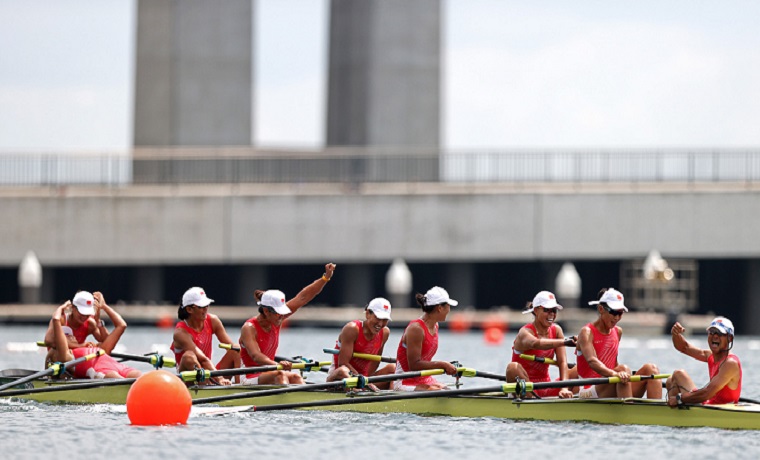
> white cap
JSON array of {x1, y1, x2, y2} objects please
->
[
  {"x1": 522, "y1": 291, "x2": 563, "y2": 314},
  {"x1": 424, "y1": 286, "x2": 458, "y2": 307},
  {"x1": 707, "y1": 316, "x2": 735, "y2": 336},
  {"x1": 367, "y1": 297, "x2": 392, "y2": 320},
  {"x1": 182, "y1": 287, "x2": 214, "y2": 308},
  {"x1": 258, "y1": 289, "x2": 292, "y2": 315},
  {"x1": 72, "y1": 291, "x2": 95, "y2": 316},
  {"x1": 588, "y1": 288, "x2": 628, "y2": 312}
]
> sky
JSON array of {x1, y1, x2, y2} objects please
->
[{"x1": 1, "y1": 0, "x2": 760, "y2": 153}]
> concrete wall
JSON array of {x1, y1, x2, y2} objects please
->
[
  {"x1": 134, "y1": 0, "x2": 253, "y2": 146},
  {"x1": 2, "y1": 185, "x2": 760, "y2": 266},
  {"x1": 327, "y1": 0, "x2": 441, "y2": 147}
]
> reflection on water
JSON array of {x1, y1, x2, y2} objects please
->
[{"x1": 2, "y1": 325, "x2": 760, "y2": 459}]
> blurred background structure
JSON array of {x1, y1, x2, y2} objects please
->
[{"x1": 2, "y1": 1, "x2": 760, "y2": 332}]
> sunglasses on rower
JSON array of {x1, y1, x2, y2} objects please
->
[
  {"x1": 603, "y1": 305, "x2": 624, "y2": 317},
  {"x1": 541, "y1": 307, "x2": 559, "y2": 314},
  {"x1": 708, "y1": 328, "x2": 727, "y2": 337}
]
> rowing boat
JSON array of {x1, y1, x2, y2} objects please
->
[{"x1": 2, "y1": 373, "x2": 760, "y2": 430}]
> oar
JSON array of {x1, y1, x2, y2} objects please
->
[
  {"x1": 322, "y1": 349, "x2": 504, "y2": 382},
  {"x1": 323, "y1": 348, "x2": 396, "y2": 364},
  {"x1": 192, "y1": 368, "x2": 450, "y2": 405},
  {"x1": 110, "y1": 352, "x2": 175, "y2": 369},
  {"x1": 241, "y1": 374, "x2": 671, "y2": 413},
  {"x1": 180, "y1": 361, "x2": 333, "y2": 383},
  {"x1": 37, "y1": 341, "x2": 175, "y2": 369},
  {"x1": 0, "y1": 349, "x2": 104, "y2": 392},
  {"x1": 0, "y1": 377, "x2": 137, "y2": 398},
  {"x1": 220, "y1": 343, "x2": 301, "y2": 364},
  {"x1": 518, "y1": 354, "x2": 577, "y2": 369}
]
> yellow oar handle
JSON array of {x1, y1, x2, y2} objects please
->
[
  {"x1": 351, "y1": 352, "x2": 383, "y2": 362},
  {"x1": 219, "y1": 343, "x2": 241, "y2": 352},
  {"x1": 37, "y1": 341, "x2": 46, "y2": 347},
  {"x1": 519, "y1": 354, "x2": 558, "y2": 366},
  {"x1": 289, "y1": 360, "x2": 332, "y2": 370}
]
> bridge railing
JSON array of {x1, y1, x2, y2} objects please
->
[{"x1": 0, "y1": 149, "x2": 758, "y2": 186}]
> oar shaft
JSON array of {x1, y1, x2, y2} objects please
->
[
  {"x1": 181, "y1": 361, "x2": 333, "y2": 382},
  {"x1": 110, "y1": 352, "x2": 176, "y2": 368},
  {"x1": 322, "y1": 348, "x2": 396, "y2": 364},
  {"x1": 244, "y1": 374, "x2": 671, "y2": 413},
  {"x1": 192, "y1": 369, "x2": 446, "y2": 405}
]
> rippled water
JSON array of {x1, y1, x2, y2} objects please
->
[{"x1": 2, "y1": 324, "x2": 760, "y2": 459}]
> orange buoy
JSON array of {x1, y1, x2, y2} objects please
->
[
  {"x1": 448, "y1": 313, "x2": 472, "y2": 333},
  {"x1": 126, "y1": 370, "x2": 192, "y2": 425},
  {"x1": 483, "y1": 326, "x2": 504, "y2": 345},
  {"x1": 155, "y1": 315, "x2": 174, "y2": 329}
]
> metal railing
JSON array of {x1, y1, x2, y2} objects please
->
[{"x1": 1, "y1": 149, "x2": 759, "y2": 186}]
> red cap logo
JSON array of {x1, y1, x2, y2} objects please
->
[
  {"x1": 548, "y1": 294, "x2": 555, "y2": 299},
  {"x1": 617, "y1": 294, "x2": 623, "y2": 300},
  {"x1": 86, "y1": 300, "x2": 92, "y2": 305},
  {"x1": 383, "y1": 304, "x2": 389, "y2": 310},
  {"x1": 200, "y1": 291, "x2": 205, "y2": 296}
]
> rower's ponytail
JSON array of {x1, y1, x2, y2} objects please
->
[{"x1": 177, "y1": 303, "x2": 189, "y2": 320}]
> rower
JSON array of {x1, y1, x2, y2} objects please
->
[
  {"x1": 393, "y1": 286, "x2": 459, "y2": 391},
  {"x1": 47, "y1": 298, "x2": 141, "y2": 379},
  {"x1": 172, "y1": 287, "x2": 240, "y2": 385},
  {"x1": 576, "y1": 288, "x2": 662, "y2": 399},
  {"x1": 506, "y1": 290, "x2": 577, "y2": 399},
  {"x1": 238, "y1": 263, "x2": 337, "y2": 385},
  {"x1": 666, "y1": 316, "x2": 742, "y2": 407},
  {"x1": 42, "y1": 291, "x2": 112, "y2": 358},
  {"x1": 325, "y1": 297, "x2": 396, "y2": 390}
]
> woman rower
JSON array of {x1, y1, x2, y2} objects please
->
[
  {"x1": 665, "y1": 316, "x2": 742, "y2": 407},
  {"x1": 48, "y1": 298, "x2": 141, "y2": 379},
  {"x1": 326, "y1": 297, "x2": 396, "y2": 389},
  {"x1": 393, "y1": 286, "x2": 458, "y2": 391},
  {"x1": 506, "y1": 290, "x2": 576, "y2": 398},
  {"x1": 43, "y1": 291, "x2": 110, "y2": 351},
  {"x1": 575, "y1": 287, "x2": 661, "y2": 399},
  {"x1": 238, "y1": 263, "x2": 337, "y2": 385},
  {"x1": 172, "y1": 287, "x2": 240, "y2": 385}
]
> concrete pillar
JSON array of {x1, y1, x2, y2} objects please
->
[
  {"x1": 134, "y1": 0, "x2": 253, "y2": 146},
  {"x1": 327, "y1": 0, "x2": 441, "y2": 147},
  {"x1": 342, "y1": 264, "x2": 373, "y2": 307},
  {"x1": 744, "y1": 260, "x2": 760, "y2": 335},
  {"x1": 446, "y1": 263, "x2": 475, "y2": 309},
  {"x1": 237, "y1": 265, "x2": 268, "y2": 307},
  {"x1": 132, "y1": 267, "x2": 165, "y2": 304},
  {"x1": 18, "y1": 251, "x2": 42, "y2": 304}
]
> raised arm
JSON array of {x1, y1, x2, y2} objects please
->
[
  {"x1": 90, "y1": 292, "x2": 110, "y2": 342},
  {"x1": 671, "y1": 322, "x2": 710, "y2": 362},
  {"x1": 96, "y1": 302, "x2": 128, "y2": 354},
  {"x1": 285, "y1": 263, "x2": 337, "y2": 314}
]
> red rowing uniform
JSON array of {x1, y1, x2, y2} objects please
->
[
  {"x1": 332, "y1": 320, "x2": 383, "y2": 376},
  {"x1": 64, "y1": 313, "x2": 91, "y2": 345},
  {"x1": 512, "y1": 323, "x2": 561, "y2": 397},
  {"x1": 705, "y1": 353, "x2": 742, "y2": 404},
  {"x1": 576, "y1": 322, "x2": 619, "y2": 379},
  {"x1": 240, "y1": 317, "x2": 280, "y2": 378},
  {"x1": 172, "y1": 316, "x2": 213, "y2": 365},
  {"x1": 395, "y1": 319, "x2": 439, "y2": 387},
  {"x1": 71, "y1": 346, "x2": 135, "y2": 378}
]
